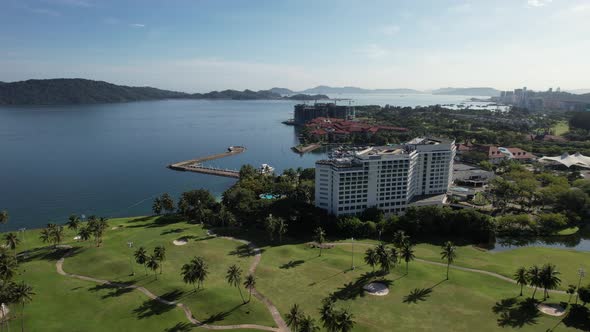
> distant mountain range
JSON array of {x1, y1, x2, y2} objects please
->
[
  {"x1": 431, "y1": 87, "x2": 502, "y2": 97},
  {"x1": 0, "y1": 79, "x2": 329, "y2": 105},
  {"x1": 3, "y1": 79, "x2": 569, "y2": 105},
  {"x1": 268, "y1": 85, "x2": 502, "y2": 97},
  {"x1": 569, "y1": 89, "x2": 590, "y2": 95},
  {"x1": 298, "y1": 86, "x2": 423, "y2": 95}
]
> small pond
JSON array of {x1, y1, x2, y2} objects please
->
[{"x1": 486, "y1": 228, "x2": 590, "y2": 252}]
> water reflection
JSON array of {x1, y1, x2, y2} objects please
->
[{"x1": 486, "y1": 228, "x2": 590, "y2": 252}]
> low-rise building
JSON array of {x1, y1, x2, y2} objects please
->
[
  {"x1": 452, "y1": 163, "x2": 495, "y2": 187},
  {"x1": 306, "y1": 117, "x2": 408, "y2": 142},
  {"x1": 315, "y1": 137, "x2": 455, "y2": 216},
  {"x1": 456, "y1": 142, "x2": 536, "y2": 164}
]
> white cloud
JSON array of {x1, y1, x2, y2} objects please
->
[
  {"x1": 43, "y1": 0, "x2": 93, "y2": 7},
  {"x1": 103, "y1": 17, "x2": 120, "y2": 25},
  {"x1": 28, "y1": 7, "x2": 61, "y2": 16},
  {"x1": 527, "y1": 0, "x2": 552, "y2": 8},
  {"x1": 130, "y1": 23, "x2": 146, "y2": 28},
  {"x1": 448, "y1": 3, "x2": 472, "y2": 13},
  {"x1": 570, "y1": 3, "x2": 590, "y2": 12},
  {"x1": 357, "y1": 44, "x2": 389, "y2": 59},
  {"x1": 381, "y1": 24, "x2": 400, "y2": 35}
]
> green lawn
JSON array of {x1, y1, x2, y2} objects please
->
[
  {"x1": 552, "y1": 121, "x2": 570, "y2": 136},
  {"x1": 255, "y1": 242, "x2": 578, "y2": 332},
  {"x1": 10, "y1": 216, "x2": 276, "y2": 332},
  {"x1": 6, "y1": 216, "x2": 590, "y2": 331},
  {"x1": 17, "y1": 248, "x2": 190, "y2": 331},
  {"x1": 414, "y1": 244, "x2": 590, "y2": 291},
  {"x1": 557, "y1": 227, "x2": 580, "y2": 236}
]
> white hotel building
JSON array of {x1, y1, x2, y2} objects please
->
[{"x1": 315, "y1": 137, "x2": 456, "y2": 216}]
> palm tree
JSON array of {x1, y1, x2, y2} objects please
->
[
  {"x1": 39, "y1": 228, "x2": 51, "y2": 245},
  {"x1": 181, "y1": 261, "x2": 198, "y2": 291},
  {"x1": 134, "y1": 247, "x2": 148, "y2": 275},
  {"x1": 243, "y1": 274, "x2": 256, "y2": 303},
  {"x1": 336, "y1": 309, "x2": 355, "y2": 332},
  {"x1": 66, "y1": 214, "x2": 80, "y2": 232},
  {"x1": 265, "y1": 214, "x2": 277, "y2": 242},
  {"x1": 0, "y1": 252, "x2": 17, "y2": 281},
  {"x1": 440, "y1": 241, "x2": 457, "y2": 280},
  {"x1": 89, "y1": 217, "x2": 108, "y2": 247},
  {"x1": 567, "y1": 284, "x2": 577, "y2": 304},
  {"x1": 540, "y1": 263, "x2": 561, "y2": 300},
  {"x1": 154, "y1": 246, "x2": 166, "y2": 274},
  {"x1": 226, "y1": 264, "x2": 245, "y2": 303},
  {"x1": 146, "y1": 255, "x2": 160, "y2": 280},
  {"x1": 298, "y1": 315, "x2": 320, "y2": 332},
  {"x1": 160, "y1": 193, "x2": 175, "y2": 214},
  {"x1": 0, "y1": 210, "x2": 8, "y2": 228},
  {"x1": 4, "y1": 233, "x2": 20, "y2": 259},
  {"x1": 12, "y1": 282, "x2": 34, "y2": 332},
  {"x1": 192, "y1": 257, "x2": 208, "y2": 289},
  {"x1": 314, "y1": 227, "x2": 326, "y2": 257},
  {"x1": 78, "y1": 226, "x2": 91, "y2": 242},
  {"x1": 50, "y1": 224, "x2": 64, "y2": 247},
  {"x1": 319, "y1": 298, "x2": 337, "y2": 332},
  {"x1": 390, "y1": 247, "x2": 399, "y2": 266},
  {"x1": 0, "y1": 280, "x2": 16, "y2": 331},
  {"x1": 375, "y1": 243, "x2": 394, "y2": 273},
  {"x1": 514, "y1": 267, "x2": 528, "y2": 296},
  {"x1": 400, "y1": 243, "x2": 415, "y2": 275},
  {"x1": 285, "y1": 303, "x2": 304, "y2": 331},
  {"x1": 392, "y1": 230, "x2": 409, "y2": 249},
  {"x1": 527, "y1": 265, "x2": 542, "y2": 300},
  {"x1": 277, "y1": 218, "x2": 288, "y2": 243},
  {"x1": 363, "y1": 248, "x2": 378, "y2": 271},
  {"x1": 152, "y1": 197, "x2": 162, "y2": 215}
]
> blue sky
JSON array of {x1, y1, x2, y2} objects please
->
[{"x1": 1, "y1": 0, "x2": 589, "y2": 92}]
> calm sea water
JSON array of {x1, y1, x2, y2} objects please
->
[{"x1": 0, "y1": 93, "x2": 509, "y2": 231}]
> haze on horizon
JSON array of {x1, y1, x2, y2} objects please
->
[{"x1": 1, "y1": 0, "x2": 589, "y2": 93}]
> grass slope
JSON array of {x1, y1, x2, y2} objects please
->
[
  {"x1": 414, "y1": 243, "x2": 590, "y2": 291},
  {"x1": 255, "y1": 242, "x2": 577, "y2": 331},
  {"x1": 11, "y1": 216, "x2": 276, "y2": 331},
  {"x1": 6, "y1": 217, "x2": 590, "y2": 331}
]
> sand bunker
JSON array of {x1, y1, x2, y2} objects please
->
[
  {"x1": 363, "y1": 282, "x2": 389, "y2": 296},
  {"x1": 111, "y1": 226, "x2": 122, "y2": 230},
  {"x1": 173, "y1": 238, "x2": 188, "y2": 246},
  {"x1": 73, "y1": 236, "x2": 81, "y2": 240},
  {"x1": 537, "y1": 303, "x2": 565, "y2": 316}
]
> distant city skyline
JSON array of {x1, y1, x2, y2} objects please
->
[{"x1": 1, "y1": 0, "x2": 590, "y2": 92}]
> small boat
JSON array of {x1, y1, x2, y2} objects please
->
[{"x1": 259, "y1": 164, "x2": 275, "y2": 175}]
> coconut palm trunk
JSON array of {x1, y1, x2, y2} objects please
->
[
  {"x1": 21, "y1": 302, "x2": 25, "y2": 332},
  {"x1": 237, "y1": 285, "x2": 245, "y2": 303}
]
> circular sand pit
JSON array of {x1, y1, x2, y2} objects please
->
[
  {"x1": 537, "y1": 303, "x2": 565, "y2": 316},
  {"x1": 111, "y1": 226, "x2": 122, "y2": 230},
  {"x1": 363, "y1": 282, "x2": 389, "y2": 296},
  {"x1": 173, "y1": 238, "x2": 188, "y2": 246},
  {"x1": 73, "y1": 235, "x2": 81, "y2": 240}
]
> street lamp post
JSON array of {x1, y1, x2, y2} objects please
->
[
  {"x1": 19, "y1": 228, "x2": 27, "y2": 258},
  {"x1": 351, "y1": 237, "x2": 355, "y2": 271},
  {"x1": 128, "y1": 241, "x2": 135, "y2": 276},
  {"x1": 575, "y1": 267, "x2": 586, "y2": 305}
]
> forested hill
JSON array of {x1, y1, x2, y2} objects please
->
[
  {"x1": 0, "y1": 79, "x2": 190, "y2": 105},
  {"x1": 0, "y1": 79, "x2": 329, "y2": 105}
]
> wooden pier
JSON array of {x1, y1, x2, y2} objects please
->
[{"x1": 168, "y1": 146, "x2": 245, "y2": 178}]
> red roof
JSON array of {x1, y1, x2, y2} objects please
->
[
  {"x1": 305, "y1": 118, "x2": 408, "y2": 136},
  {"x1": 506, "y1": 147, "x2": 536, "y2": 159}
]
